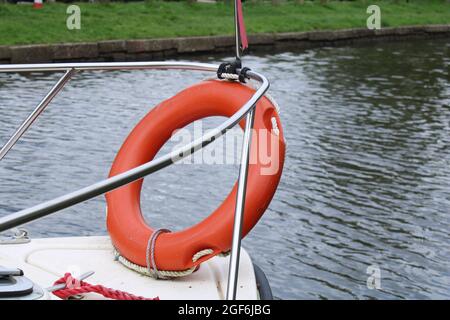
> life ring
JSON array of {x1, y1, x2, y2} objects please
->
[{"x1": 106, "y1": 79, "x2": 285, "y2": 274}]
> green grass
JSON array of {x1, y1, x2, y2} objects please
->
[{"x1": 0, "y1": 0, "x2": 448, "y2": 46}]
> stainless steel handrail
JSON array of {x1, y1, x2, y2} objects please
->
[
  {"x1": 0, "y1": 62, "x2": 221, "y2": 159},
  {"x1": 0, "y1": 61, "x2": 219, "y2": 73},
  {"x1": 0, "y1": 61, "x2": 269, "y2": 300},
  {"x1": 0, "y1": 69, "x2": 76, "y2": 160},
  {"x1": 226, "y1": 108, "x2": 255, "y2": 300}
]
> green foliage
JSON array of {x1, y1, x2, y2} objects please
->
[{"x1": 0, "y1": 1, "x2": 448, "y2": 45}]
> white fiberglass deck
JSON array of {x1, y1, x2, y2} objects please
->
[{"x1": 0, "y1": 236, "x2": 258, "y2": 300}]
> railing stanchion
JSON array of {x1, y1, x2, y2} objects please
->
[
  {"x1": 0, "y1": 68, "x2": 75, "y2": 160},
  {"x1": 226, "y1": 106, "x2": 256, "y2": 300}
]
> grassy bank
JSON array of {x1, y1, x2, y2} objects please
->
[{"x1": 0, "y1": 0, "x2": 448, "y2": 46}]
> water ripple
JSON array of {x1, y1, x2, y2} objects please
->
[{"x1": 1, "y1": 38, "x2": 449, "y2": 299}]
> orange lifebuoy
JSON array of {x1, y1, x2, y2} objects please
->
[{"x1": 106, "y1": 80, "x2": 285, "y2": 273}]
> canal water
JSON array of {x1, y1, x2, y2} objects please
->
[{"x1": 1, "y1": 38, "x2": 449, "y2": 299}]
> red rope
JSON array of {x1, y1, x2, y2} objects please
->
[{"x1": 52, "y1": 273, "x2": 159, "y2": 300}]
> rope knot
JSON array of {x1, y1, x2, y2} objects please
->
[
  {"x1": 52, "y1": 272, "x2": 159, "y2": 300},
  {"x1": 63, "y1": 273, "x2": 83, "y2": 290},
  {"x1": 217, "y1": 59, "x2": 251, "y2": 83}
]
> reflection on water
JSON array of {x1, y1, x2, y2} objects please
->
[{"x1": 1, "y1": 38, "x2": 449, "y2": 299}]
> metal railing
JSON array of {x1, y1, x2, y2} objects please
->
[{"x1": 0, "y1": 61, "x2": 269, "y2": 300}]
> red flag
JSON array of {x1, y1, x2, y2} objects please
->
[{"x1": 236, "y1": 0, "x2": 248, "y2": 51}]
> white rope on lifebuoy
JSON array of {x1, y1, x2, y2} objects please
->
[
  {"x1": 114, "y1": 247, "x2": 215, "y2": 279},
  {"x1": 192, "y1": 249, "x2": 214, "y2": 262},
  {"x1": 219, "y1": 73, "x2": 240, "y2": 81},
  {"x1": 114, "y1": 250, "x2": 196, "y2": 278},
  {"x1": 243, "y1": 79, "x2": 281, "y2": 114},
  {"x1": 204, "y1": 76, "x2": 281, "y2": 136},
  {"x1": 205, "y1": 76, "x2": 281, "y2": 114}
]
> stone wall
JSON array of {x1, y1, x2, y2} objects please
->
[{"x1": 0, "y1": 25, "x2": 449, "y2": 64}]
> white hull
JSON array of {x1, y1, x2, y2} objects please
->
[{"x1": 0, "y1": 236, "x2": 259, "y2": 300}]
